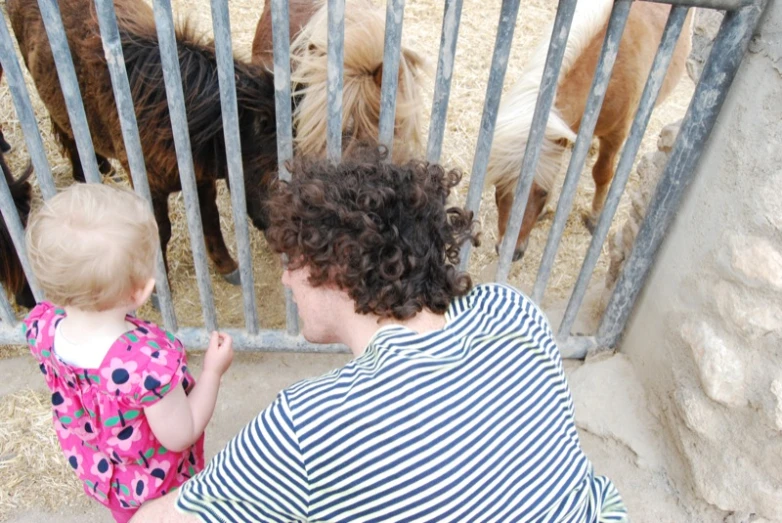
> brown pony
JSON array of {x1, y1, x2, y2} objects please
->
[
  {"x1": 8, "y1": 0, "x2": 278, "y2": 282},
  {"x1": 0, "y1": 152, "x2": 34, "y2": 309},
  {"x1": 251, "y1": 0, "x2": 425, "y2": 163},
  {"x1": 486, "y1": 0, "x2": 692, "y2": 260},
  {"x1": 0, "y1": 66, "x2": 12, "y2": 154}
]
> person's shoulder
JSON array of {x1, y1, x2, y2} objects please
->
[
  {"x1": 463, "y1": 283, "x2": 553, "y2": 332},
  {"x1": 466, "y1": 283, "x2": 536, "y2": 313}
]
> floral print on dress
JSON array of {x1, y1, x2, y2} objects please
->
[{"x1": 24, "y1": 303, "x2": 205, "y2": 522}]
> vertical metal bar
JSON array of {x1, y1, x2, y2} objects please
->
[
  {"x1": 493, "y1": 0, "x2": 601, "y2": 281},
  {"x1": 426, "y1": 0, "x2": 463, "y2": 164},
  {"x1": 36, "y1": 0, "x2": 102, "y2": 184},
  {"x1": 271, "y1": 0, "x2": 294, "y2": 181},
  {"x1": 209, "y1": 0, "x2": 259, "y2": 334},
  {"x1": 531, "y1": 0, "x2": 637, "y2": 303},
  {"x1": 457, "y1": 0, "x2": 522, "y2": 271},
  {"x1": 0, "y1": 11, "x2": 56, "y2": 200},
  {"x1": 0, "y1": 164, "x2": 43, "y2": 302},
  {"x1": 377, "y1": 0, "x2": 406, "y2": 157},
  {"x1": 0, "y1": 289, "x2": 15, "y2": 326},
  {"x1": 597, "y1": 1, "x2": 767, "y2": 349},
  {"x1": 93, "y1": 0, "x2": 178, "y2": 332},
  {"x1": 558, "y1": 5, "x2": 689, "y2": 338},
  {"x1": 270, "y1": 0, "x2": 299, "y2": 335},
  {"x1": 326, "y1": 0, "x2": 345, "y2": 162},
  {"x1": 151, "y1": 0, "x2": 217, "y2": 332}
]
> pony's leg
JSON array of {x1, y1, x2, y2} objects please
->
[
  {"x1": 15, "y1": 280, "x2": 35, "y2": 309},
  {"x1": 198, "y1": 181, "x2": 240, "y2": 285},
  {"x1": 0, "y1": 67, "x2": 7, "y2": 153},
  {"x1": 495, "y1": 188, "x2": 513, "y2": 248},
  {"x1": 51, "y1": 123, "x2": 86, "y2": 182},
  {"x1": 0, "y1": 129, "x2": 11, "y2": 154},
  {"x1": 583, "y1": 135, "x2": 621, "y2": 234},
  {"x1": 52, "y1": 122, "x2": 113, "y2": 180},
  {"x1": 97, "y1": 154, "x2": 114, "y2": 175},
  {"x1": 149, "y1": 192, "x2": 173, "y2": 310},
  {"x1": 152, "y1": 192, "x2": 172, "y2": 276}
]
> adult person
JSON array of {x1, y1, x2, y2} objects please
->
[{"x1": 132, "y1": 148, "x2": 627, "y2": 522}]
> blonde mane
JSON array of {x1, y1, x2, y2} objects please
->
[
  {"x1": 290, "y1": 0, "x2": 426, "y2": 163},
  {"x1": 487, "y1": 0, "x2": 614, "y2": 196}
]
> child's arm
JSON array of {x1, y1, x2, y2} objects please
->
[{"x1": 145, "y1": 332, "x2": 234, "y2": 452}]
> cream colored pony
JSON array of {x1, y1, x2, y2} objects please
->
[
  {"x1": 252, "y1": 0, "x2": 426, "y2": 163},
  {"x1": 486, "y1": 0, "x2": 692, "y2": 260}
]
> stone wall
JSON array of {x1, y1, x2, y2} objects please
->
[{"x1": 615, "y1": 1, "x2": 782, "y2": 520}]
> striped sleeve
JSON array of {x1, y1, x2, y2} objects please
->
[{"x1": 176, "y1": 392, "x2": 309, "y2": 522}]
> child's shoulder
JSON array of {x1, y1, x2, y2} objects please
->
[
  {"x1": 22, "y1": 302, "x2": 62, "y2": 359},
  {"x1": 124, "y1": 316, "x2": 182, "y2": 350},
  {"x1": 23, "y1": 301, "x2": 58, "y2": 325}
]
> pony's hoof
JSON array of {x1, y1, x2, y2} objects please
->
[
  {"x1": 495, "y1": 243, "x2": 526, "y2": 262},
  {"x1": 582, "y1": 212, "x2": 597, "y2": 234},
  {"x1": 222, "y1": 268, "x2": 242, "y2": 286},
  {"x1": 150, "y1": 292, "x2": 161, "y2": 311},
  {"x1": 537, "y1": 208, "x2": 554, "y2": 222}
]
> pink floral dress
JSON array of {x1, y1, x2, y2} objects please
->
[{"x1": 23, "y1": 302, "x2": 205, "y2": 522}]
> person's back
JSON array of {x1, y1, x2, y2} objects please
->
[
  {"x1": 166, "y1": 150, "x2": 627, "y2": 523},
  {"x1": 176, "y1": 283, "x2": 623, "y2": 522}
]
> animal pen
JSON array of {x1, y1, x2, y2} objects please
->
[{"x1": 0, "y1": 0, "x2": 767, "y2": 358}]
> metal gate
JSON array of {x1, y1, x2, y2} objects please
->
[{"x1": 0, "y1": 0, "x2": 768, "y2": 357}]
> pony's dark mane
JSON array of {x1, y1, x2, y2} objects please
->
[
  {"x1": 0, "y1": 155, "x2": 32, "y2": 299},
  {"x1": 112, "y1": 12, "x2": 277, "y2": 180}
]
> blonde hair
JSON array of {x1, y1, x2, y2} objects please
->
[
  {"x1": 486, "y1": 0, "x2": 614, "y2": 197},
  {"x1": 26, "y1": 183, "x2": 158, "y2": 311},
  {"x1": 289, "y1": 0, "x2": 426, "y2": 164}
]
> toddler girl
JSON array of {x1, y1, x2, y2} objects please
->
[{"x1": 23, "y1": 183, "x2": 233, "y2": 522}]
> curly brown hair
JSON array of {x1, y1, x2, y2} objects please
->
[{"x1": 265, "y1": 148, "x2": 480, "y2": 320}]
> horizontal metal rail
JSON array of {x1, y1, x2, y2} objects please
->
[
  {"x1": 0, "y1": 322, "x2": 348, "y2": 353},
  {"x1": 640, "y1": 0, "x2": 753, "y2": 10}
]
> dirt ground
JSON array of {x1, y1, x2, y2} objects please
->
[
  {"x1": 0, "y1": 0, "x2": 703, "y2": 520},
  {"x1": 0, "y1": 351, "x2": 724, "y2": 523}
]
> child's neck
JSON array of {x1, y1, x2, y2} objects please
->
[{"x1": 61, "y1": 304, "x2": 134, "y2": 344}]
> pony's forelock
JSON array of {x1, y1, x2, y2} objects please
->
[{"x1": 289, "y1": 0, "x2": 426, "y2": 163}]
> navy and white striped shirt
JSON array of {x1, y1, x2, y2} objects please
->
[{"x1": 177, "y1": 283, "x2": 627, "y2": 522}]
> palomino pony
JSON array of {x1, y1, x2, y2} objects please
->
[
  {"x1": 486, "y1": 0, "x2": 692, "y2": 260},
  {"x1": 0, "y1": 152, "x2": 34, "y2": 309},
  {"x1": 252, "y1": 0, "x2": 426, "y2": 163},
  {"x1": 8, "y1": 0, "x2": 278, "y2": 282}
]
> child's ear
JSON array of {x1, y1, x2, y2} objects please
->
[{"x1": 131, "y1": 278, "x2": 156, "y2": 309}]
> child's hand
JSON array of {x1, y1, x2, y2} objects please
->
[{"x1": 204, "y1": 331, "x2": 233, "y2": 378}]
